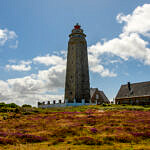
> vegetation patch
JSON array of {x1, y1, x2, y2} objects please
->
[{"x1": 0, "y1": 104, "x2": 150, "y2": 149}]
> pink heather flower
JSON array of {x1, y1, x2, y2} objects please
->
[{"x1": 91, "y1": 128, "x2": 97, "y2": 133}]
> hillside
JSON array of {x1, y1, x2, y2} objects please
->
[{"x1": 0, "y1": 104, "x2": 150, "y2": 150}]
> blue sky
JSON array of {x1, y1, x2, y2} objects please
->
[{"x1": 0, "y1": 0, "x2": 150, "y2": 106}]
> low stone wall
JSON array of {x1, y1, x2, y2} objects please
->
[{"x1": 38, "y1": 99, "x2": 97, "y2": 108}]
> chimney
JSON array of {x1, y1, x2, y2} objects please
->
[{"x1": 128, "y1": 82, "x2": 131, "y2": 91}]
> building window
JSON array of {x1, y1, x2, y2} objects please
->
[{"x1": 96, "y1": 94, "x2": 99, "y2": 99}]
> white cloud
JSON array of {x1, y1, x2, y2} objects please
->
[
  {"x1": 89, "y1": 3, "x2": 150, "y2": 69},
  {"x1": 0, "y1": 28, "x2": 18, "y2": 47},
  {"x1": 6, "y1": 64, "x2": 31, "y2": 71},
  {"x1": 88, "y1": 53, "x2": 117, "y2": 77},
  {"x1": 90, "y1": 64, "x2": 116, "y2": 77},
  {"x1": 1, "y1": 55, "x2": 66, "y2": 106},
  {"x1": 116, "y1": 4, "x2": 150, "y2": 36},
  {"x1": 37, "y1": 65, "x2": 66, "y2": 89},
  {"x1": 20, "y1": 60, "x2": 32, "y2": 65},
  {"x1": 0, "y1": 65, "x2": 65, "y2": 106},
  {"x1": 5, "y1": 60, "x2": 32, "y2": 71},
  {"x1": 33, "y1": 54, "x2": 66, "y2": 66},
  {"x1": 88, "y1": 33, "x2": 150, "y2": 65},
  {"x1": 109, "y1": 60, "x2": 122, "y2": 64}
]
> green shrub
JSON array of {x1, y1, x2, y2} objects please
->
[
  {"x1": 22, "y1": 104, "x2": 32, "y2": 108},
  {"x1": 0, "y1": 107, "x2": 16, "y2": 112},
  {"x1": 0, "y1": 102, "x2": 6, "y2": 108},
  {"x1": 102, "y1": 103, "x2": 107, "y2": 106},
  {"x1": 6, "y1": 103, "x2": 20, "y2": 108}
]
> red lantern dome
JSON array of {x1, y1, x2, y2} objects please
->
[{"x1": 74, "y1": 23, "x2": 80, "y2": 29}]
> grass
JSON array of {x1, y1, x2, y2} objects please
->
[{"x1": 0, "y1": 104, "x2": 150, "y2": 150}]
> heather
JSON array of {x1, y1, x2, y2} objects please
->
[{"x1": 0, "y1": 104, "x2": 150, "y2": 149}]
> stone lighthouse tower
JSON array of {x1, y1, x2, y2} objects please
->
[{"x1": 65, "y1": 24, "x2": 90, "y2": 104}]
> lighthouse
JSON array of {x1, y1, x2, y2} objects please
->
[{"x1": 65, "y1": 24, "x2": 90, "y2": 104}]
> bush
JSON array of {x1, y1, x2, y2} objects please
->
[
  {"x1": 0, "y1": 102, "x2": 20, "y2": 112},
  {"x1": 0, "y1": 107, "x2": 15, "y2": 112},
  {"x1": 22, "y1": 104, "x2": 32, "y2": 108},
  {"x1": 122, "y1": 104, "x2": 127, "y2": 106},
  {"x1": 14, "y1": 108, "x2": 20, "y2": 113},
  {"x1": 6, "y1": 103, "x2": 20, "y2": 108},
  {"x1": 0, "y1": 102, "x2": 5, "y2": 108},
  {"x1": 102, "y1": 103, "x2": 107, "y2": 106}
]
